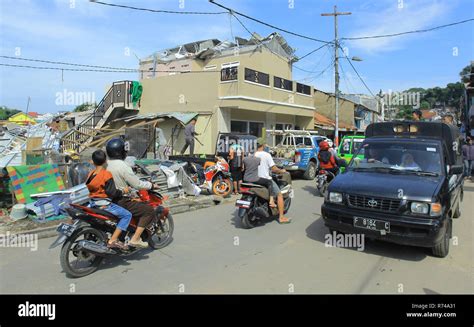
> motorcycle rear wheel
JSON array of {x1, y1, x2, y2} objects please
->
[
  {"x1": 148, "y1": 214, "x2": 174, "y2": 249},
  {"x1": 241, "y1": 212, "x2": 258, "y2": 229},
  {"x1": 60, "y1": 227, "x2": 105, "y2": 278}
]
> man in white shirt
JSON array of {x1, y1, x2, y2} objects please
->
[{"x1": 254, "y1": 138, "x2": 291, "y2": 224}]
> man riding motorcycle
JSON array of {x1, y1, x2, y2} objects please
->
[
  {"x1": 318, "y1": 140, "x2": 339, "y2": 180},
  {"x1": 106, "y1": 138, "x2": 160, "y2": 249}
]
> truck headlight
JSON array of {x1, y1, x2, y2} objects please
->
[
  {"x1": 329, "y1": 192, "x2": 343, "y2": 203},
  {"x1": 410, "y1": 202, "x2": 429, "y2": 214},
  {"x1": 430, "y1": 202, "x2": 442, "y2": 217}
]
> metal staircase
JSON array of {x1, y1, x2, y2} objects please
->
[{"x1": 60, "y1": 81, "x2": 139, "y2": 153}]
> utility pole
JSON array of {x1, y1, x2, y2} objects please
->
[{"x1": 322, "y1": 6, "x2": 351, "y2": 146}]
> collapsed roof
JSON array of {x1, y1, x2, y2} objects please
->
[{"x1": 140, "y1": 32, "x2": 298, "y2": 64}]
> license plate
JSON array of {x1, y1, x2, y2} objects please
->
[
  {"x1": 353, "y1": 217, "x2": 390, "y2": 233},
  {"x1": 236, "y1": 200, "x2": 251, "y2": 208},
  {"x1": 56, "y1": 223, "x2": 76, "y2": 237}
]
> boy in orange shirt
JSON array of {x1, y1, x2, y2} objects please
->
[{"x1": 86, "y1": 150, "x2": 132, "y2": 249}]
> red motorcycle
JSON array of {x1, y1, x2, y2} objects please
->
[
  {"x1": 188, "y1": 156, "x2": 232, "y2": 197},
  {"x1": 50, "y1": 190, "x2": 174, "y2": 278}
]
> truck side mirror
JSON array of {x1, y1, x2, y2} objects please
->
[{"x1": 450, "y1": 165, "x2": 463, "y2": 175}]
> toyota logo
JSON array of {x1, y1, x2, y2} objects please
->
[{"x1": 367, "y1": 199, "x2": 378, "y2": 207}]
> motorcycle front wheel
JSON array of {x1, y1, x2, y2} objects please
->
[
  {"x1": 59, "y1": 227, "x2": 105, "y2": 278},
  {"x1": 148, "y1": 214, "x2": 174, "y2": 249},
  {"x1": 212, "y1": 178, "x2": 232, "y2": 197}
]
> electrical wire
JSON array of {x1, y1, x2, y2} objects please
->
[
  {"x1": 341, "y1": 18, "x2": 474, "y2": 40},
  {"x1": 90, "y1": 0, "x2": 227, "y2": 15},
  {"x1": 209, "y1": 0, "x2": 332, "y2": 44}
]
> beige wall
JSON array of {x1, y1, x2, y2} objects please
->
[
  {"x1": 314, "y1": 90, "x2": 355, "y2": 126},
  {"x1": 138, "y1": 46, "x2": 315, "y2": 155}
]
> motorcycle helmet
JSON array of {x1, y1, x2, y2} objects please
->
[
  {"x1": 327, "y1": 139, "x2": 334, "y2": 148},
  {"x1": 106, "y1": 137, "x2": 127, "y2": 160},
  {"x1": 319, "y1": 140, "x2": 329, "y2": 151}
]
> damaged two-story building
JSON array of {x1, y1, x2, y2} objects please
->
[{"x1": 137, "y1": 32, "x2": 316, "y2": 154}]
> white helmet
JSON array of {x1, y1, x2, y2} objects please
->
[{"x1": 327, "y1": 139, "x2": 334, "y2": 148}]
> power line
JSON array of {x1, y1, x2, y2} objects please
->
[
  {"x1": 90, "y1": 0, "x2": 227, "y2": 15},
  {"x1": 338, "y1": 45, "x2": 375, "y2": 97},
  {"x1": 294, "y1": 44, "x2": 332, "y2": 75},
  {"x1": 0, "y1": 63, "x2": 220, "y2": 74},
  {"x1": 0, "y1": 55, "x2": 136, "y2": 71},
  {"x1": 341, "y1": 18, "x2": 474, "y2": 41},
  {"x1": 209, "y1": 0, "x2": 332, "y2": 44},
  {"x1": 0, "y1": 63, "x2": 135, "y2": 73},
  {"x1": 298, "y1": 43, "x2": 331, "y2": 61}
]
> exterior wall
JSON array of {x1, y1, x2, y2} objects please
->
[
  {"x1": 313, "y1": 90, "x2": 355, "y2": 126},
  {"x1": 138, "y1": 46, "x2": 315, "y2": 155}
]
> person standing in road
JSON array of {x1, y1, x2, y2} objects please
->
[
  {"x1": 462, "y1": 137, "x2": 474, "y2": 181},
  {"x1": 181, "y1": 118, "x2": 199, "y2": 156},
  {"x1": 229, "y1": 142, "x2": 244, "y2": 195}
]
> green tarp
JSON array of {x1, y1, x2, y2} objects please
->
[{"x1": 6, "y1": 164, "x2": 65, "y2": 204}]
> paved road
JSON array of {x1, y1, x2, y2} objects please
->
[{"x1": 1, "y1": 179, "x2": 473, "y2": 294}]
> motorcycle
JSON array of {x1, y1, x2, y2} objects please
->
[
  {"x1": 316, "y1": 169, "x2": 336, "y2": 197},
  {"x1": 236, "y1": 172, "x2": 293, "y2": 229},
  {"x1": 188, "y1": 156, "x2": 233, "y2": 197},
  {"x1": 50, "y1": 189, "x2": 174, "y2": 278}
]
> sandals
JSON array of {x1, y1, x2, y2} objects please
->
[
  {"x1": 128, "y1": 240, "x2": 149, "y2": 249},
  {"x1": 278, "y1": 217, "x2": 292, "y2": 224},
  {"x1": 107, "y1": 240, "x2": 128, "y2": 250}
]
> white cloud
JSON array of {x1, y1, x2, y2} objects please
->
[{"x1": 346, "y1": 0, "x2": 451, "y2": 54}]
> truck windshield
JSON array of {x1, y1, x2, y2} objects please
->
[{"x1": 348, "y1": 141, "x2": 443, "y2": 175}]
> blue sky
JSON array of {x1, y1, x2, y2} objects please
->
[{"x1": 0, "y1": 0, "x2": 473, "y2": 113}]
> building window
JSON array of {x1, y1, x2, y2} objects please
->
[
  {"x1": 231, "y1": 120, "x2": 264, "y2": 137},
  {"x1": 231, "y1": 120, "x2": 247, "y2": 133},
  {"x1": 244, "y1": 68, "x2": 269, "y2": 86},
  {"x1": 249, "y1": 122, "x2": 264, "y2": 137},
  {"x1": 274, "y1": 76, "x2": 293, "y2": 91},
  {"x1": 221, "y1": 66, "x2": 238, "y2": 81},
  {"x1": 296, "y1": 83, "x2": 311, "y2": 95}
]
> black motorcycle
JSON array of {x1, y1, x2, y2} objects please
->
[
  {"x1": 235, "y1": 173, "x2": 293, "y2": 229},
  {"x1": 50, "y1": 190, "x2": 173, "y2": 278}
]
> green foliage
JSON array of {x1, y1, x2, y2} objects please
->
[
  {"x1": 73, "y1": 102, "x2": 96, "y2": 112},
  {"x1": 0, "y1": 106, "x2": 21, "y2": 120},
  {"x1": 460, "y1": 64, "x2": 471, "y2": 83}
]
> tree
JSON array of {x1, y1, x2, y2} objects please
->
[
  {"x1": 0, "y1": 106, "x2": 21, "y2": 120},
  {"x1": 460, "y1": 64, "x2": 471, "y2": 83},
  {"x1": 73, "y1": 102, "x2": 96, "y2": 112}
]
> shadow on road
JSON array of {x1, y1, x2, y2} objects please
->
[
  {"x1": 230, "y1": 208, "x2": 276, "y2": 230},
  {"x1": 61, "y1": 247, "x2": 158, "y2": 278},
  {"x1": 301, "y1": 185, "x2": 323, "y2": 197},
  {"x1": 305, "y1": 217, "x2": 428, "y2": 262}
]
